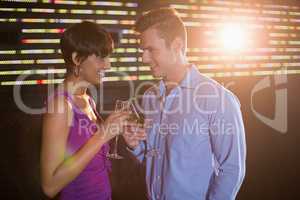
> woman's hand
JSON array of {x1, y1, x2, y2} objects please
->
[{"x1": 98, "y1": 111, "x2": 130, "y2": 143}]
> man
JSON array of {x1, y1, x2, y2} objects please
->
[{"x1": 123, "y1": 7, "x2": 246, "y2": 200}]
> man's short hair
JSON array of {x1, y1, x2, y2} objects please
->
[
  {"x1": 60, "y1": 21, "x2": 113, "y2": 74},
  {"x1": 135, "y1": 7, "x2": 187, "y2": 48}
]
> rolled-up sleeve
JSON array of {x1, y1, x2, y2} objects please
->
[
  {"x1": 207, "y1": 91, "x2": 246, "y2": 200},
  {"x1": 127, "y1": 141, "x2": 145, "y2": 163}
]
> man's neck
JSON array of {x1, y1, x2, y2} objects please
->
[{"x1": 163, "y1": 63, "x2": 190, "y2": 95}]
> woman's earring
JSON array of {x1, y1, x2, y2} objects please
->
[{"x1": 74, "y1": 65, "x2": 80, "y2": 77}]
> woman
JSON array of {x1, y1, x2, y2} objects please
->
[{"x1": 41, "y1": 21, "x2": 129, "y2": 200}]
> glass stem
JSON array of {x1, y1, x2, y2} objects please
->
[{"x1": 114, "y1": 136, "x2": 119, "y2": 154}]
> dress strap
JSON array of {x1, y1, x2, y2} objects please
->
[
  {"x1": 45, "y1": 90, "x2": 78, "y2": 113},
  {"x1": 46, "y1": 90, "x2": 104, "y2": 123}
]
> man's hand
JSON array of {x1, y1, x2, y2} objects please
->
[{"x1": 123, "y1": 122, "x2": 147, "y2": 150}]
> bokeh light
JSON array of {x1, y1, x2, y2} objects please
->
[{"x1": 219, "y1": 23, "x2": 247, "y2": 52}]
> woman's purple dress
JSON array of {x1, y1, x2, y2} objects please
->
[{"x1": 47, "y1": 90, "x2": 112, "y2": 200}]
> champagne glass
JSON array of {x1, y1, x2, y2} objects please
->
[
  {"x1": 106, "y1": 100, "x2": 128, "y2": 159},
  {"x1": 130, "y1": 101, "x2": 159, "y2": 158}
]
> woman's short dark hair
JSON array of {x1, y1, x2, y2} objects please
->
[{"x1": 60, "y1": 21, "x2": 113, "y2": 74}]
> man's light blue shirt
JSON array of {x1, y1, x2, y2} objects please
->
[{"x1": 130, "y1": 65, "x2": 246, "y2": 200}]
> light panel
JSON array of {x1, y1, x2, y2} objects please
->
[{"x1": 0, "y1": 0, "x2": 299, "y2": 86}]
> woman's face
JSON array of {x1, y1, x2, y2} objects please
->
[{"x1": 79, "y1": 54, "x2": 111, "y2": 85}]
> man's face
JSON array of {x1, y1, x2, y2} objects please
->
[{"x1": 140, "y1": 27, "x2": 176, "y2": 78}]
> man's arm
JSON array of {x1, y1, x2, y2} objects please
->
[
  {"x1": 207, "y1": 91, "x2": 246, "y2": 200},
  {"x1": 124, "y1": 89, "x2": 157, "y2": 163}
]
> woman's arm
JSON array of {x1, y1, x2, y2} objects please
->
[{"x1": 40, "y1": 96, "x2": 108, "y2": 198}]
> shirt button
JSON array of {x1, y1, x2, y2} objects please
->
[{"x1": 157, "y1": 176, "x2": 161, "y2": 180}]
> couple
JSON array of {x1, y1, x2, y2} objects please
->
[{"x1": 41, "y1": 7, "x2": 246, "y2": 200}]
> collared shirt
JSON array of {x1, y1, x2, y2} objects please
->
[{"x1": 131, "y1": 65, "x2": 246, "y2": 200}]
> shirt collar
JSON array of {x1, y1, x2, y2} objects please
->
[
  {"x1": 179, "y1": 64, "x2": 199, "y2": 89},
  {"x1": 158, "y1": 64, "x2": 199, "y2": 97}
]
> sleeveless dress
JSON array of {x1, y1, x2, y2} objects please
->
[{"x1": 46, "y1": 90, "x2": 112, "y2": 200}]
